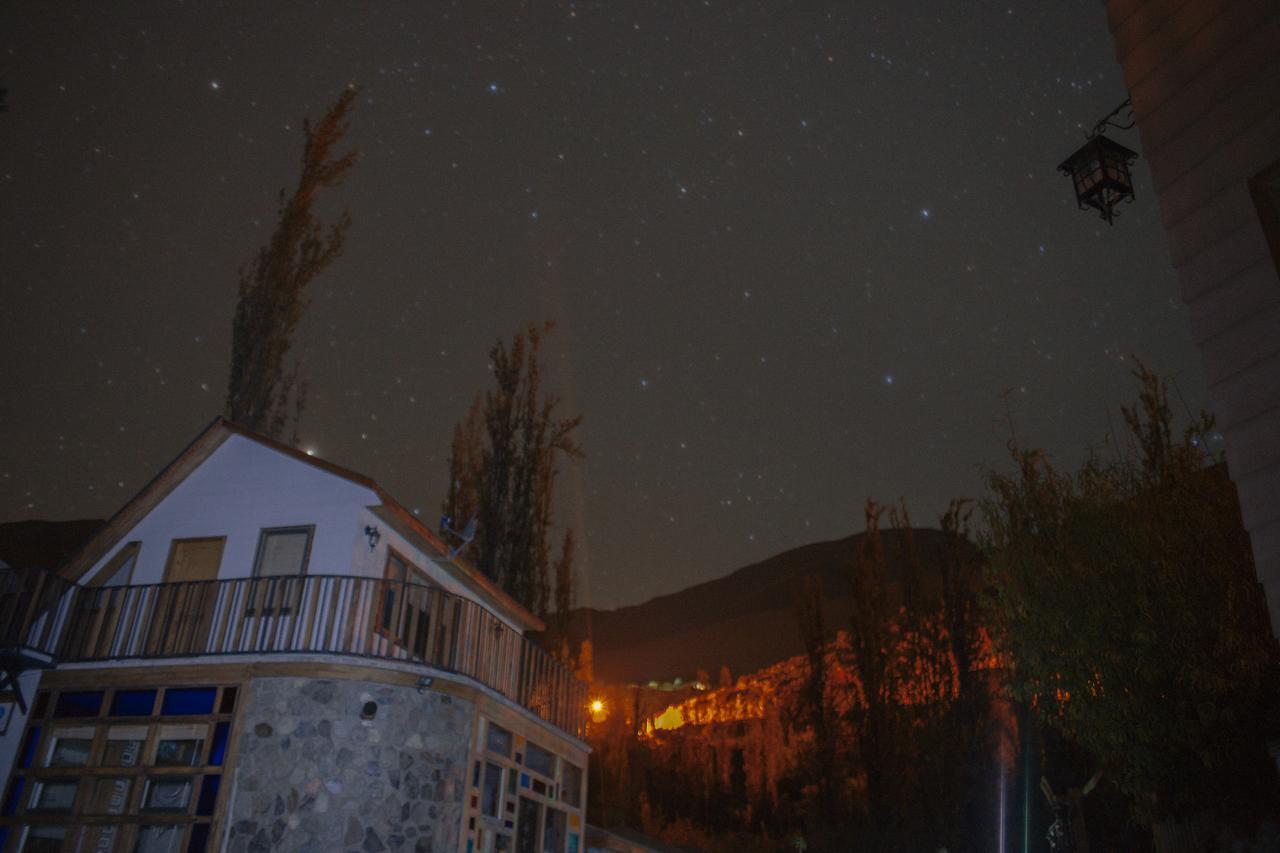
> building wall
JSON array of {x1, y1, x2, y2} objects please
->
[
  {"x1": 1104, "y1": 0, "x2": 1280, "y2": 629},
  {"x1": 224, "y1": 676, "x2": 472, "y2": 853},
  {"x1": 83, "y1": 435, "x2": 380, "y2": 585},
  {"x1": 78, "y1": 434, "x2": 525, "y2": 630}
]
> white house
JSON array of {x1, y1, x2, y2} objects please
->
[{"x1": 0, "y1": 418, "x2": 588, "y2": 853}]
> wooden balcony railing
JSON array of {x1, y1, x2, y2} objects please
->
[
  {"x1": 0, "y1": 569, "x2": 586, "y2": 738},
  {"x1": 0, "y1": 568, "x2": 75, "y2": 663}
]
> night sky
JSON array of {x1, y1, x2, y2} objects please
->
[{"x1": 1, "y1": 2, "x2": 1213, "y2": 609}]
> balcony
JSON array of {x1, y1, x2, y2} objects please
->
[{"x1": 0, "y1": 568, "x2": 586, "y2": 738}]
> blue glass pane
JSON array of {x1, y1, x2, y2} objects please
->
[
  {"x1": 19, "y1": 726, "x2": 41, "y2": 768},
  {"x1": 161, "y1": 688, "x2": 216, "y2": 716},
  {"x1": 2, "y1": 778, "x2": 24, "y2": 816},
  {"x1": 54, "y1": 690, "x2": 103, "y2": 717},
  {"x1": 188, "y1": 823, "x2": 211, "y2": 853},
  {"x1": 209, "y1": 722, "x2": 230, "y2": 767},
  {"x1": 196, "y1": 775, "x2": 221, "y2": 816},
  {"x1": 111, "y1": 689, "x2": 157, "y2": 716}
]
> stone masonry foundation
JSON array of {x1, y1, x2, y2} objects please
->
[{"x1": 223, "y1": 676, "x2": 473, "y2": 853}]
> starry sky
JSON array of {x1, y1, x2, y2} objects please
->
[{"x1": 0, "y1": 2, "x2": 1214, "y2": 609}]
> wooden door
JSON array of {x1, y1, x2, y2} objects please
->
[
  {"x1": 154, "y1": 538, "x2": 224, "y2": 654},
  {"x1": 164, "y1": 538, "x2": 224, "y2": 584}
]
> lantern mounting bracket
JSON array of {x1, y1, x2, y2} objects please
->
[{"x1": 1089, "y1": 97, "x2": 1135, "y2": 138}]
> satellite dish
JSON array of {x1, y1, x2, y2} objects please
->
[{"x1": 443, "y1": 514, "x2": 478, "y2": 559}]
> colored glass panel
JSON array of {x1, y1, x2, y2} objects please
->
[
  {"x1": 209, "y1": 721, "x2": 230, "y2": 766},
  {"x1": 196, "y1": 774, "x2": 221, "y2": 816},
  {"x1": 18, "y1": 726, "x2": 40, "y2": 768},
  {"x1": 54, "y1": 690, "x2": 103, "y2": 717},
  {"x1": 111, "y1": 689, "x2": 158, "y2": 716},
  {"x1": 2, "y1": 777, "x2": 24, "y2": 816},
  {"x1": 188, "y1": 824, "x2": 212, "y2": 853},
  {"x1": 161, "y1": 687, "x2": 216, "y2": 716}
]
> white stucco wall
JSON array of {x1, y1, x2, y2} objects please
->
[
  {"x1": 84, "y1": 435, "x2": 379, "y2": 584},
  {"x1": 354, "y1": 506, "x2": 484, "y2": 605},
  {"x1": 79, "y1": 433, "x2": 524, "y2": 630}
]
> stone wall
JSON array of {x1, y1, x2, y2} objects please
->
[{"x1": 224, "y1": 677, "x2": 473, "y2": 853}]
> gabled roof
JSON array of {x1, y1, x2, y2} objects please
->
[{"x1": 59, "y1": 416, "x2": 544, "y2": 632}]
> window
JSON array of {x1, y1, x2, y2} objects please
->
[
  {"x1": 481, "y1": 762, "x2": 503, "y2": 817},
  {"x1": 142, "y1": 776, "x2": 194, "y2": 812},
  {"x1": 19, "y1": 825, "x2": 66, "y2": 851},
  {"x1": 470, "y1": 717, "x2": 583, "y2": 853},
  {"x1": 102, "y1": 726, "x2": 147, "y2": 767},
  {"x1": 516, "y1": 797, "x2": 541, "y2": 853},
  {"x1": 89, "y1": 542, "x2": 139, "y2": 587},
  {"x1": 86, "y1": 777, "x2": 131, "y2": 815},
  {"x1": 135, "y1": 824, "x2": 185, "y2": 852},
  {"x1": 542, "y1": 808, "x2": 566, "y2": 853},
  {"x1": 486, "y1": 722, "x2": 513, "y2": 757},
  {"x1": 160, "y1": 687, "x2": 216, "y2": 716},
  {"x1": 377, "y1": 550, "x2": 434, "y2": 658},
  {"x1": 560, "y1": 762, "x2": 582, "y2": 809},
  {"x1": 29, "y1": 780, "x2": 77, "y2": 812},
  {"x1": 45, "y1": 729, "x2": 93, "y2": 768},
  {"x1": 53, "y1": 691, "x2": 102, "y2": 718},
  {"x1": 1, "y1": 685, "x2": 237, "y2": 846},
  {"x1": 154, "y1": 724, "x2": 205, "y2": 766},
  {"x1": 524, "y1": 742, "x2": 555, "y2": 779},
  {"x1": 252, "y1": 526, "x2": 313, "y2": 576},
  {"x1": 111, "y1": 689, "x2": 157, "y2": 717}
]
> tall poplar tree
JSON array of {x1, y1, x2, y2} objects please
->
[
  {"x1": 225, "y1": 87, "x2": 359, "y2": 438},
  {"x1": 441, "y1": 322, "x2": 582, "y2": 617}
]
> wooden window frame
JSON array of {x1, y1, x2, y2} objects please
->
[
  {"x1": 250, "y1": 526, "x2": 315, "y2": 579},
  {"x1": 245, "y1": 527, "x2": 314, "y2": 618},
  {"x1": 374, "y1": 548, "x2": 436, "y2": 658},
  {"x1": 466, "y1": 717, "x2": 583, "y2": 853},
  {"x1": 0, "y1": 683, "x2": 240, "y2": 850}
]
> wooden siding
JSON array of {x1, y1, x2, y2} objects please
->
[{"x1": 1105, "y1": 0, "x2": 1280, "y2": 626}]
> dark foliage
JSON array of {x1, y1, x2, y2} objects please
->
[{"x1": 225, "y1": 88, "x2": 358, "y2": 439}]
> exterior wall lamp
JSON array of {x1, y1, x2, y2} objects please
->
[
  {"x1": 364, "y1": 525, "x2": 381, "y2": 549},
  {"x1": 1058, "y1": 97, "x2": 1140, "y2": 225}
]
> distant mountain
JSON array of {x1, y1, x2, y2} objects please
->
[
  {"x1": 569, "y1": 527, "x2": 971, "y2": 684},
  {"x1": 0, "y1": 519, "x2": 103, "y2": 575}
]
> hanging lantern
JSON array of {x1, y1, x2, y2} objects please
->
[
  {"x1": 1058, "y1": 134, "x2": 1139, "y2": 225},
  {"x1": 1058, "y1": 97, "x2": 1140, "y2": 225}
]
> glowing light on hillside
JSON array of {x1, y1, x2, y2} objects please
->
[
  {"x1": 589, "y1": 698, "x2": 607, "y2": 723},
  {"x1": 650, "y1": 704, "x2": 686, "y2": 732}
]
